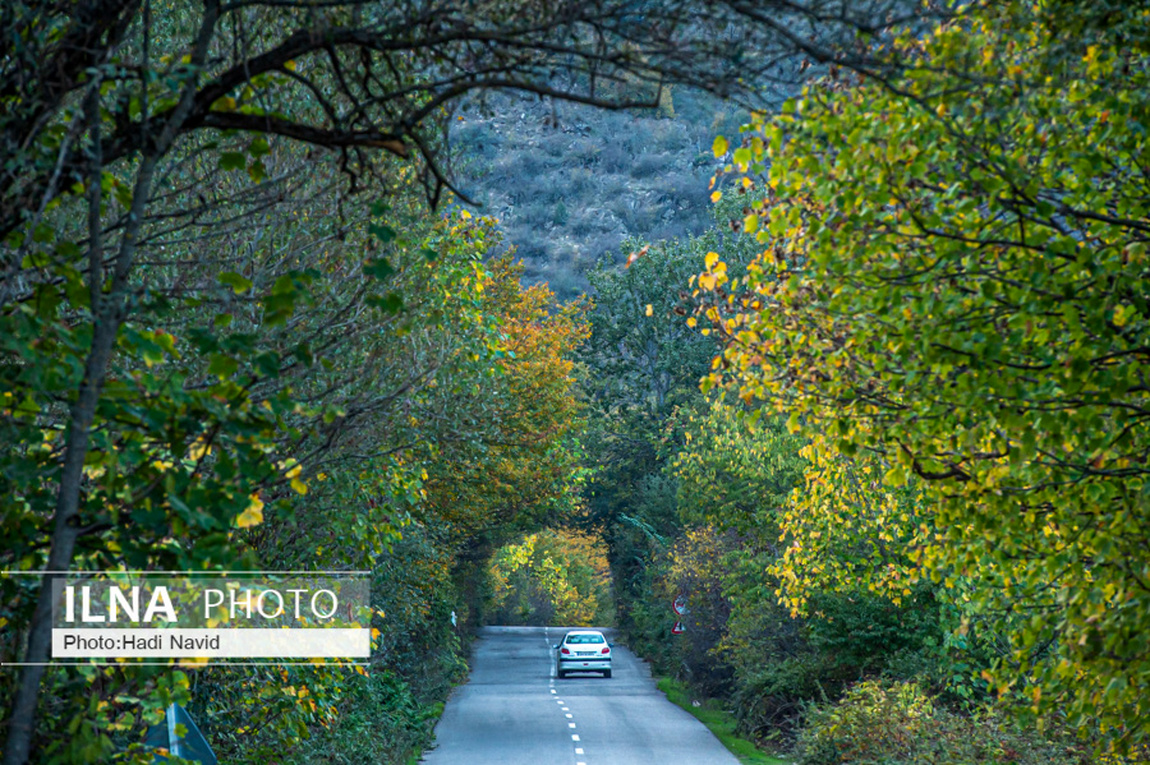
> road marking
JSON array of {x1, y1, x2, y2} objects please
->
[
  {"x1": 568, "y1": 722, "x2": 576, "y2": 728},
  {"x1": 565, "y1": 713, "x2": 573, "y2": 718},
  {"x1": 578, "y1": 762, "x2": 587, "y2": 765},
  {"x1": 561, "y1": 706, "x2": 569, "y2": 710},
  {"x1": 571, "y1": 734, "x2": 580, "y2": 742},
  {"x1": 550, "y1": 689, "x2": 556, "y2": 694},
  {"x1": 575, "y1": 748, "x2": 584, "y2": 755}
]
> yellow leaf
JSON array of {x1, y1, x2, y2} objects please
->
[
  {"x1": 177, "y1": 657, "x2": 209, "y2": 668},
  {"x1": 705, "y1": 251, "x2": 720, "y2": 270},
  {"x1": 188, "y1": 440, "x2": 211, "y2": 461},
  {"x1": 686, "y1": 317, "x2": 697, "y2": 328},
  {"x1": 236, "y1": 494, "x2": 265, "y2": 528},
  {"x1": 743, "y1": 214, "x2": 759, "y2": 234},
  {"x1": 712, "y1": 135, "x2": 729, "y2": 158},
  {"x1": 710, "y1": 190, "x2": 722, "y2": 203},
  {"x1": 291, "y1": 477, "x2": 308, "y2": 495},
  {"x1": 460, "y1": 209, "x2": 472, "y2": 220},
  {"x1": 285, "y1": 60, "x2": 297, "y2": 71},
  {"x1": 644, "y1": 304, "x2": 653, "y2": 317}
]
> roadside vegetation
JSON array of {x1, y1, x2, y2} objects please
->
[
  {"x1": 658, "y1": 677, "x2": 790, "y2": 765},
  {"x1": 485, "y1": 529, "x2": 614, "y2": 627},
  {"x1": 2, "y1": 1, "x2": 1147, "y2": 764},
  {"x1": 580, "y1": 3, "x2": 1150, "y2": 764}
]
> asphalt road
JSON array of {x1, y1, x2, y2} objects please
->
[{"x1": 421, "y1": 626, "x2": 740, "y2": 765}]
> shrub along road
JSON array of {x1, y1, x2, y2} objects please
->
[{"x1": 421, "y1": 626, "x2": 739, "y2": 765}]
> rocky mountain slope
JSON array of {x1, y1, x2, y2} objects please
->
[{"x1": 451, "y1": 88, "x2": 746, "y2": 299}]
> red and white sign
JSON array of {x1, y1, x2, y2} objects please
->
[
  {"x1": 671, "y1": 621, "x2": 686, "y2": 635},
  {"x1": 672, "y1": 595, "x2": 689, "y2": 616}
]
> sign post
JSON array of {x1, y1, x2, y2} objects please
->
[{"x1": 671, "y1": 594, "x2": 687, "y2": 635}]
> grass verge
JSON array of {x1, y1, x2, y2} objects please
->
[{"x1": 656, "y1": 677, "x2": 791, "y2": 765}]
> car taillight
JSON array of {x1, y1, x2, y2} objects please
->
[
  {"x1": 561, "y1": 647, "x2": 570, "y2": 654},
  {"x1": 601, "y1": 647, "x2": 610, "y2": 654}
]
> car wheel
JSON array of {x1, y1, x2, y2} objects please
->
[{"x1": 603, "y1": 670, "x2": 612, "y2": 678}]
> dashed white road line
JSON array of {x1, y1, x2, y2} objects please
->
[{"x1": 548, "y1": 629, "x2": 588, "y2": 764}]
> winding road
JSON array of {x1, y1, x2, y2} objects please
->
[{"x1": 421, "y1": 626, "x2": 740, "y2": 765}]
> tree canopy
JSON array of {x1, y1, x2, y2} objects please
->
[{"x1": 697, "y1": 0, "x2": 1150, "y2": 752}]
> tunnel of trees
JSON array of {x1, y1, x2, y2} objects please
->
[{"x1": 2, "y1": 0, "x2": 1147, "y2": 763}]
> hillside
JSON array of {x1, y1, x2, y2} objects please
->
[{"x1": 451, "y1": 88, "x2": 747, "y2": 298}]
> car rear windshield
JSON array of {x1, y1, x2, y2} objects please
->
[{"x1": 565, "y1": 634, "x2": 605, "y2": 644}]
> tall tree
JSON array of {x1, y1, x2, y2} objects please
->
[
  {"x1": 0, "y1": 1, "x2": 957, "y2": 759},
  {"x1": 697, "y1": 0, "x2": 1150, "y2": 752}
]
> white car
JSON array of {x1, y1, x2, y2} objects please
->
[{"x1": 554, "y1": 630, "x2": 612, "y2": 678}]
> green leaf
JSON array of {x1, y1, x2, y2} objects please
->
[
  {"x1": 219, "y1": 272, "x2": 253, "y2": 294},
  {"x1": 247, "y1": 159, "x2": 267, "y2": 183},
  {"x1": 369, "y1": 223, "x2": 397, "y2": 243},
  {"x1": 219, "y1": 152, "x2": 245, "y2": 171},
  {"x1": 364, "y1": 258, "x2": 395, "y2": 280},
  {"x1": 208, "y1": 354, "x2": 239, "y2": 379}
]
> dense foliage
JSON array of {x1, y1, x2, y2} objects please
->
[
  {"x1": 6, "y1": 0, "x2": 1145, "y2": 762},
  {"x1": 486, "y1": 529, "x2": 613, "y2": 627},
  {"x1": 691, "y1": 0, "x2": 1150, "y2": 758},
  {"x1": 8, "y1": 0, "x2": 897, "y2": 758}
]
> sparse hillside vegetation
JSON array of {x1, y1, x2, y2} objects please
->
[{"x1": 452, "y1": 88, "x2": 748, "y2": 297}]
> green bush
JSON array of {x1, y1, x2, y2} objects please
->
[
  {"x1": 807, "y1": 589, "x2": 941, "y2": 673},
  {"x1": 733, "y1": 652, "x2": 844, "y2": 739},
  {"x1": 797, "y1": 681, "x2": 1091, "y2": 765},
  {"x1": 286, "y1": 670, "x2": 437, "y2": 765}
]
